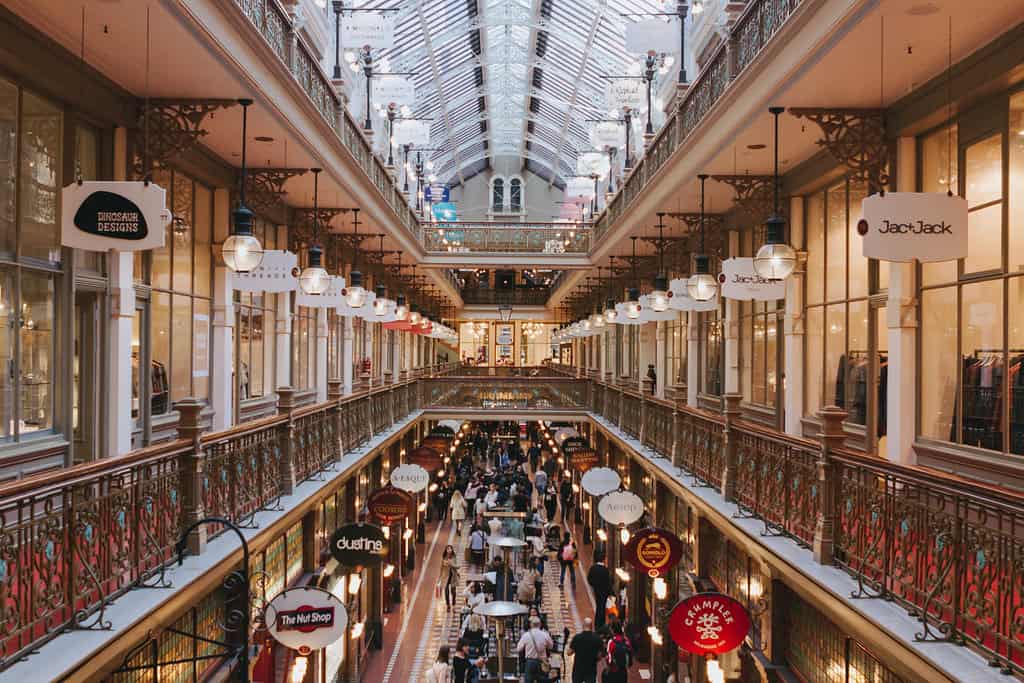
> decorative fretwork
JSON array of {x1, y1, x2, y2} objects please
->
[
  {"x1": 245, "y1": 168, "x2": 308, "y2": 215},
  {"x1": 132, "y1": 99, "x2": 237, "y2": 176},
  {"x1": 710, "y1": 175, "x2": 777, "y2": 225},
  {"x1": 289, "y1": 208, "x2": 352, "y2": 249},
  {"x1": 640, "y1": 235, "x2": 686, "y2": 255},
  {"x1": 788, "y1": 108, "x2": 890, "y2": 192},
  {"x1": 665, "y1": 212, "x2": 726, "y2": 235}
]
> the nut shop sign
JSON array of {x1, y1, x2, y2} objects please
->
[
  {"x1": 367, "y1": 485, "x2": 413, "y2": 525},
  {"x1": 668, "y1": 593, "x2": 751, "y2": 656},
  {"x1": 622, "y1": 527, "x2": 683, "y2": 578}
]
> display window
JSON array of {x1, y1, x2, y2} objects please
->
[
  {"x1": 236, "y1": 219, "x2": 277, "y2": 402},
  {"x1": 738, "y1": 230, "x2": 780, "y2": 409},
  {"x1": 918, "y1": 92, "x2": 1024, "y2": 456},
  {"x1": 293, "y1": 304, "x2": 316, "y2": 391},
  {"x1": 666, "y1": 316, "x2": 686, "y2": 394},
  {"x1": 698, "y1": 308, "x2": 723, "y2": 397}
]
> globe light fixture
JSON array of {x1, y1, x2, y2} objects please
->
[
  {"x1": 222, "y1": 99, "x2": 264, "y2": 273},
  {"x1": 298, "y1": 168, "x2": 330, "y2": 295},
  {"x1": 687, "y1": 174, "x2": 718, "y2": 302},
  {"x1": 626, "y1": 287, "x2": 641, "y2": 319},
  {"x1": 619, "y1": 526, "x2": 631, "y2": 544},
  {"x1": 650, "y1": 274, "x2": 669, "y2": 311},
  {"x1": 373, "y1": 284, "x2": 390, "y2": 316},
  {"x1": 754, "y1": 106, "x2": 798, "y2": 280},
  {"x1": 408, "y1": 305, "x2": 421, "y2": 326},
  {"x1": 604, "y1": 297, "x2": 618, "y2": 323},
  {"x1": 394, "y1": 294, "x2": 409, "y2": 320},
  {"x1": 345, "y1": 270, "x2": 367, "y2": 308}
]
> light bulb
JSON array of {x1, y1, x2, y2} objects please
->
[
  {"x1": 345, "y1": 271, "x2": 367, "y2": 308},
  {"x1": 351, "y1": 622, "x2": 365, "y2": 639},
  {"x1": 348, "y1": 573, "x2": 362, "y2": 594},
  {"x1": 619, "y1": 527, "x2": 631, "y2": 544},
  {"x1": 373, "y1": 297, "x2": 389, "y2": 316},
  {"x1": 290, "y1": 656, "x2": 309, "y2": 683},
  {"x1": 753, "y1": 241, "x2": 797, "y2": 280},
  {"x1": 706, "y1": 660, "x2": 725, "y2": 683},
  {"x1": 597, "y1": 528, "x2": 608, "y2": 542},
  {"x1": 615, "y1": 567, "x2": 631, "y2": 582},
  {"x1": 394, "y1": 296, "x2": 409, "y2": 320},
  {"x1": 222, "y1": 233, "x2": 264, "y2": 273},
  {"x1": 409, "y1": 310, "x2": 421, "y2": 325},
  {"x1": 299, "y1": 246, "x2": 329, "y2": 295},
  {"x1": 403, "y1": 528, "x2": 413, "y2": 540},
  {"x1": 383, "y1": 564, "x2": 395, "y2": 577},
  {"x1": 653, "y1": 577, "x2": 667, "y2": 600}
]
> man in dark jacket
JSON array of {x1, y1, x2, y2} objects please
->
[{"x1": 587, "y1": 550, "x2": 613, "y2": 629}]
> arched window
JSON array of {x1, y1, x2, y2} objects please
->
[
  {"x1": 491, "y1": 178, "x2": 505, "y2": 211},
  {"x1": 510, "y1": 178, "x2": 522, "y2": 212}
]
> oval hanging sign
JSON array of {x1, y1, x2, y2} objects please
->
[
  {"x1": 329, "y1": 523, "x2": 388, "y2": 567},
  {"x1": 407, "y1": 446, "x2": 443, "y2": 471},
  {"x1": 569, "y1": 449, "x2": 600, "y2": 473},
  {"x1": 598, "y1": 490, "x2": 645, "y2": 525},
  {"x1": 266, "y1": 586, "x2": 348, "y2": 656},
  {"x1": 623, "y1": 527, "x2": 684, "y2": 578},
  {"x1": 390, "y1": 463, "x2": 430, "y2": 492},
  {"x1": 421, "y1": 435, "x2": 450, "y2": 451},
  {"x1": 668, "y1": 592, "x2": 751, "y2": 656},
  {"x1": 581, "y1": 467, "x2": 621, "y2": 496},
  {"x1": 367, "y1": 485, "x2": 413, "y2": 525}
]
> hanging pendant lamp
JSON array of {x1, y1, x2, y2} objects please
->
[
  {"x1": 650, "y1": 213, "x2": 670, "y2": 312},
  {"x1": 688, "y1": 174, "x2": 717, "y2": 302},
  {"x1": 754, "y1": 106, "x2": 797, "y2": 280},
  {"x1": 603, "y1": 256, "x2": 619, "y2": 323},
  {"x1": 344, "y1": 208, "x2": 367, "y2": 308},
  {"x1": 372, "y1": 234, "x2": 393, "y2": 316},
  {"x1": 625, "y1": 237, "x2": 642, "y2": 319},
  {"x1": 222, "y1": 98, "x2": 264, "y2": 273},
  {"x1": 298, "y1": 168, "x2": 330, "y2": 295}
]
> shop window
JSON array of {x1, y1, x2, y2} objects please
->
[
  {"x1": 328, "y1": 310, "x2": 345, "y2": 379},
  {"x1": 666, "y1": 316, "x2": 687, "y2": 391},
  {"x1": 293, "y1": 305, "x2": 316, "y2": 391},
  {"x1": 699, "y1": 309, "x2": 723, "y2": 397},
  {"x1": 918, "y1": 94, "x2": 1024, "y2": 456},
  {"x1": 739, "y1": 230, "x2": 779, "y2": 408},
  {"x1": 236, "y1": 220, "x2": 276, "y2": 401},
  {"x1": 491, "y1": 177, "x2": 504, "y2": 211},
  {"x1": 510, "y1": 177, "x2": 522, "y2": 212}
]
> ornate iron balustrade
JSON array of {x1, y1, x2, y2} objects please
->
[
  {"x1": 452, "y1": 366, "x2": 565, "y2": 378},
  {"x1": 419, "y1": 377, "x2": 590, "y2": 411},
  {"x1": 593, "y1": 0, "x2": 801, "y2": 244},
  {"x1": 423, "y1": 222, "x2": 591, "y2": 254}
]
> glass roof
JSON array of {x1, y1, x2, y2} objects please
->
[{"x1": 344, "y1": 0, "x2": 674, "y2": 187}]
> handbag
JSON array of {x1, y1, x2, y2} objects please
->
[{"x1": 529, "y1": 631, "x2": 552, "y2": 674}]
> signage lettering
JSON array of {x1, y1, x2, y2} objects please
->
[
  {"x1": 719, "y1": 258, "x2": 785, "y2": 301},
  {"x1": 859, "y1": 192, "x2": 968, "y2": 262},
  {"x1": 61, "y1": 181, "x2": 170, "y2": 252},
  {"x1": 668, "y1": 592, "x2": 751, "y2": 656},
  {"x1": 878, "y1": 219, "x2": 953, "y2": 234},
  {"x1": 278, "y1": 606, "x2": 336, "y2": 633},
  {"x1": 266, "y1": 587, "x2": 348, "y2": 655},
  {"x1": 329, "y1": 523, "x2": 388, "y2": 566}
]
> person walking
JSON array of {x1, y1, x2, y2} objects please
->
[
  {"x1": 426, "y1": 645, "x2": 451, "y2": 683},
  {"x1": 516, "y1": 616, "x2": 554, "y2": 683},
  {"x1": 452, "y1": 640, "x2": 472, "y2": 683},
  {"x1": 534, "y1": 467, "x2": 548, "y2": 497},
  {"x1": 469, "y1": 524, "x2": 487, "y2": 570},
  {"x1": 586, "y1": 550, "x2": 613, "y2": 630},
  {"x1": 441, "y1": 545, "x2": 459, "y2": 611},
  {"x1": 449, "y1": 489, "x2": 467, "y2": 534},
  {"x1": 567, "y1": 618, "x2": 604, "y2": 683},
  {"x1": 559, "y1": 531, "x2": 578, "y2": 591},
  {"x1": 602, "y1": 623, "x2": 633, "y2": 683},
  {"x1": 559, "y1": 476, "x2": 574, "y2": 524}
]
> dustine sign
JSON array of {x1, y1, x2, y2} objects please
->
[
  {"x1": 858, "y1": 191, "x2": 968, "y2": 262},
  {"x1": 668, "y1": 592, "x2": 751, "y2": 656},
  {"x1": 622, "y1": 527, "x2": 684, "y2": 578},
  {"x1": 366, "y1": 485, "x2": 413, "y2": 525},
  {"x1": 329, "y1": 523, "x2": 388, "y2": 567},
  {"x1": 266, "y1": 586, "x2": 348, "y2": 656},
  {"x1": 61, "y1": 181, "x2": 171, "y2": 252}
]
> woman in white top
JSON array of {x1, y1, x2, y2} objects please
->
[
  {"x1": 426, "y1": 646, "x2": 451, "y2": 683},
  {"x1": 449, "y1": 489, "x2": 468, "y2": 534}
]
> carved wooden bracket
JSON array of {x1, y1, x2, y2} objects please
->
[
  {"x1": 665, "y1": 212, "x2": 726, "y2": 234},
  {"x1": 710, "y1": 175, "x2": 777, "y2": 224},
  {"x1": 788, "y1": 108, "x2": 889, "y2": 191},
  {"x1": 132, "y1": 99, "x2": 237, "y2": 175},
  {"x1": 246, "y1": 168, "x2": 308, "y2": 214}
]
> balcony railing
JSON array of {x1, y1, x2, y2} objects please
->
[
  {"x1": 423, "y1": 222, "x2": 591, "y2": 254},
  {"x1": 420, "y1": 377, "x2": 590, "y2": 411}
]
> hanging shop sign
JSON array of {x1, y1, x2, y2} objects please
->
[
  {"x1": 581, "y1": 467, "x2": 621, "y2": 496},
  {"x1": 298, "y1": 275, "x2": 345, "y2": 308},
  {"x1": 61, "y1": 180, "x2": 171, "y2": 252},
  {"x1": 554, "y1": 427, "x2": 578, "y2": 445},
  {"x1": 408, "y1": 445, "x2": 444, "y2": 471},
  {"x1": 598, "y1": 490, "x2": 645, "y2": 526},
  {"x1": 565, "y1": 176, "x2": 596, "y2": 201},
  {"x1": 718, "y1": 258, "x2": 786, "y2": 301},
  {"x1": 393, "y1": 119, "x2": 432, "y2": 146},
  {"x1": 366, "y1": 485, "x2": 414, "y2": 525},
  {"x1": 605, "y1": 79, "x2": 645, "y2": 110},
  {"x1": 669, "y1": 278, "x2": 719, "y2": 312},
  {"x1": 590, "y1": 121, "x2": 625, "y2": 149},
  {"x1": 625, "y1": 18, "x2": 678, "y2": 54},
  {"x1": 231, "y1": 249, "x2": 299, "y2": 292},
  {"x1": 432, "y1": 202, "x2": 458, "y2": 222},
  {"x1": 858, "y1": 191, "x2": 968, "y2": 262},
  {"x1": 342, "y1": 12, "x2": 395, "y2": 49},
  {"x1": 329, "y1": 523, "x2": 388, "y2": 567},
  {"x1": 266, "y1": 586, "x2": 348, "y2": 656},
  {"x1": 390, "y1": 463, "x2": 430, "y2": 493},
  {"x1": 424, "y1": 185, "x2": 450, "y2": 203},
  {"x1": 372, "y1": 76, "x2": 416, "y2": 108},
  {"x1": 569, "y1": 448, "x2": 600, "y2": 473},
  {"x1": 668, "y1": 592, "x2": 751, "y2": 656},
  {"x1": 623, "y1": 527, "x2": 684, "y2": 578}
]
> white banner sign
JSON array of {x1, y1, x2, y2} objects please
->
[
  {"x1": 625, "y1": 18, "x2": 678, "y2": 54},
  {"x1": 390, "y1": 464, "x2": 430, "y2": 493},
  {"x1": 342, "y1": 12, "x2": 395, "y2": 49},
  {"x1": 858, "y1": 192, "x2": 968, "y2": 263},
  {"x1": 267, "y1": 587, "x2": 347, "y2": 656},
  {"x1": 590, "y1": 121, "x2": 625, "y2": 149},
  {"x1": 598, "y1": 490, "x2": 645, "y2": 525},
  {"x1": 61, "y1": 181, "x2": 171, "y2": 252},
  {"x1": 581, "y1": 467, "x2": 621, "y2": 496},
  {"x1": 669, "y1": 278, "x2": 719, "y2": 312},
  {"x1": 719, "y1": 258, "x2": 786, "y2": 301},
  {"x1": 565, "y1": 177, "x2": 595, "y2": 200},
  {"x1": 297, "y1": 275, "x2": 345, "y2": 308},
  {"x1": 231, "y1": 250, "x2": 298, "y2": 292},
  {"x1": 393, "y1": 119, "x2": 432, "y2": 146},
  {"x1": 372, "y1": 76, "x2": 416, "y2": 108},
  {"x1": 605, "y1": 79, "x2": 645, "y2": 109}
]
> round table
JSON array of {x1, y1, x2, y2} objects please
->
[
  {"x1": 489, "y1": 535, "x2": 528, "y2": 568},
  {"x1": 475, "y1": 601, "x2": 529, "y2": 682}
]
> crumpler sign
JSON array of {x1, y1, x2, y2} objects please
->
[
  {"x1": 669, "y1": 593, "x2": 751, "y2": 655},
  {"x1": 598, "y1": 490, "x2": 644, "y2": 525},
  {"x1": 570, "y1": 449, "x2": 600, "y2": 473},
  {"x1": 718, "y1": 258, "x2": 786, "y2": 301},
  {"x1": 858, "y1": 192, "x2": 968, "y2": 262},
  {"x1": 390, "y1": 463, "x2": 430, "y2": 492},
  {"x1": 267, "y1": 586, "x2": 347, "y2": 655},
  {"x1": 367, "y1": 485, "x2": 413, "y2": 524},
  {"x1": 408, "y1": 446, "x2": 443, "y2": 471},
  {"x1": 623, "y1": 527, "x2": 684, "y2": 578},
  {"x1": 61, "y1": 181, "x2": 171, "y2": 252},
  {"x1": 329, "y1": 523, "x2": 387, "y2": 567}
]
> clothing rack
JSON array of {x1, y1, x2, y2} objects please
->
[{"x1": 972, "y1": 348, "x2": 1024, "y2": 356}]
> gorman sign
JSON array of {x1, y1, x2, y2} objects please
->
[
  {"x1": 668, "y1": 592, "x2": 751, "y2": 656},
  {"x1": 367, "y1": 486, "x2": 413, "y2": 525},
  {"x1": 61, "y1": 180, "x2": 171, "y2": 252},
  {"x1": 267, "y1": 586, "x2": 348, "y2": 656},
  {"x1": 858, "y1": 191, "x2": 968, "y2": 262},
  {"x1": 623, "y1": 527, "x2": 684, "y2": 578}
]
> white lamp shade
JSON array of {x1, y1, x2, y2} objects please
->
[
  {"x1": 687, "y1": 272, "x2": 718, "y2": 302},
  {"x1": 753, "y1": 242, "x2": 797, "y2": 280},
  {"x1": 345, "y1": 286, "x2": 367, "y2": 308},
  {"x1": 222, "y1": 234, "x2": 264, "y2": 273},
  {"x1": 299, "y1": 266, "x2": 330, "y2": 295}
]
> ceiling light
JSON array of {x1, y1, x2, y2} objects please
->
[
  {"x1": 299, "y1": 245, "x2": 330, "y2": 295},
  {"x1": 754, "y1": 107, "x2": 797, "y2": 281},
  {"x1": 222, "y1": 99, "x2": 264, "y2": 273}
]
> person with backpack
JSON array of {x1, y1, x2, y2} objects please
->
[
  {"x1": 516, "y1": 616, "x2": 554, "y2": 683},
  {"x1": 559, "y1": 531, "x2": 578, "y2": 590},
  {"x1": 603, "y1": 623, "x2": 633, "y2": 683},
  {"x1": 425, "y1": 645, "x2": 451, "y2": 683}
]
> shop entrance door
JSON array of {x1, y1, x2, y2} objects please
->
[{"x1": 73, "y1": 291, "x2": 101, "y2": 462}]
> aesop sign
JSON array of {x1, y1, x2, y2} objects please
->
[
  {"x1": 597, "y1": 490, "x2": 644, "y2": 525},
  {"x1": 858, "y1": 192, "x2": 968, "y2": 262},
  {"x1": 61, "y1": 181, "x2": 171, "y2": 252},
  {"x1": 329, "y1": 523, "x2": 388, "y2": 567}
]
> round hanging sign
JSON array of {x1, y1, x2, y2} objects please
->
[
  {"x1": 597, "y1": 490, "x2": 645, "y2": 526},
  {"x1": 554, "y1": 427, "x2": 577, "y2": 446},
  {"x1": 407, "y1": 446, "x2": 443, "y2": 471},
  {"x1": 329, "y1": 523, "x2": 388, "y2": 567},
  {"x1": 390, "y1": 463, "x2": 430, "y2": 492},
  {"x1": 581, "y1": 467, "x2": 621, "y2": 496},
  {"x1": 421, "y1": 435, "x2": 450, "y2": 452},
  {"x1": 668, "y1": 592, "x2": 751, "y2": 656},
  {"x1": 266, "y1": 586, "x2": 348, "y2": 656},
  {"x1": 622, "y1": 527, "x2": 684, "y2": 578},
  {"x1": 569, "y1": 449, "x2": 600, "y2": 473},
  {"x1": 367, "y1": 485, "x2": 414, "y2": 524}
]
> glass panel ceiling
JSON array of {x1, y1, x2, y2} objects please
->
[{"x1": 344, "y1": 0, "x2": 674, "y2": 187}]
